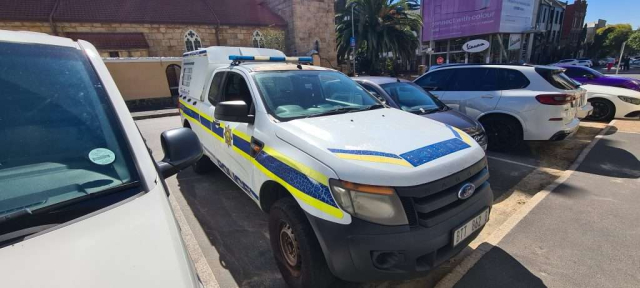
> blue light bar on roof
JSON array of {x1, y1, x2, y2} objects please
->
[{"x1": 229, "y1": 55, "x2": 313, "y2": 63}]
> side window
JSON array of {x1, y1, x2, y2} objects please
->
[
  {"x1": 207, "y1": 72, "x2": 225, "y2": 105},
  {"x1": 498, "y1": 69, "x2": 530, "y2": 90},
  {"x1": 414, "y1": 69, "x2": 454, "y2": 91},
  {"x1": 562, "y1": 67, "x2": 582, "y2": 78},
  {"x1": 448, "y1": 68, "x2": 498, "y2": 91},
  {"x1": 221, "y1": 72, "x2": 253, "y2": 109}
]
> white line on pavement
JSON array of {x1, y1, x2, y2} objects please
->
[
  {"x1": 487, "y1": 156, "x2": 539, "y2": 170},
  {"x1": 615, "y1": 130, "x2": 640, "y2": 135},
  {"x1": 435, "y1": 120, "x2": 617, "y2": 288}
]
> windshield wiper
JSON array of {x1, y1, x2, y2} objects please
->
[
  {"x1": 305, "y1": 106, "x2": 362, "y2": 118},
  {"x1": 0, "y1": 208, "x2": 33, "y2": 225},
  {"x1": 358, "y1": 104, "x2": 385, "y2": 111}
]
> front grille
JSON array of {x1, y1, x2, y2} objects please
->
[{"x1": 397, "y1": 158, "x2": 488, "y2": 227}]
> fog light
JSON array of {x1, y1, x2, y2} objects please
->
[{"x1": 372, "y1": 251, "x2": 404, "y2": 270}]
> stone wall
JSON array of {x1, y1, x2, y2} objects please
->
[
  {"x1": 0, "y1": 21, "x2": 285, "y2": 57},
  {"x1": 263, "y1": 0, "x2": 338, "y2": 68}
]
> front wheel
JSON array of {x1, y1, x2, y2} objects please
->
[
  {"x1": 586, "y1": 98, "x2": 615, "y2": 122},
  {"x1": 269, "y1": 198, "x2": 336, "y2": 288}
]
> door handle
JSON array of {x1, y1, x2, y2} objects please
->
[{"x1": 481, "y1": 95, "x2": 494, "y2": 99}]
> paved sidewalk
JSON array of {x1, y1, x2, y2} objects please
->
[{"x1": 454, "y1": 121, "x2": 640, "y2": 288}]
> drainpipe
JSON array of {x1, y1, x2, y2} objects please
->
[
  {"x1": 200, "y1": 0, "x2": 221, "y2": 45},
  {"x1": 48, "y1": 0, "x2": 61, "y2": 36}
]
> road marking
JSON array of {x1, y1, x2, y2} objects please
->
[
  {"x1": 615, "y1": 130, "x2": 640, "y2": 135},
  {"x1": 435, "y1": 120, "x2": 617, "y2": 288},
  {"x1": 168, "y1": 191, "x2": 220, "y2": 288},
  {"x1": 487, "y1": 156, "x2": 539, "y2": 170}
]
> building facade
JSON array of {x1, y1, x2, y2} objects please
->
[
  {"x1": 420, "y1": 0, "x2": 538, "y2": 66},
  {"x1": 0, "y1": 0, "x2": 337, "y2": 66},
  {"x1": 561, "y1": 0, "x2": 587, "y2": 58},
  {"x1": 530, "y1": 0, "x2": 566, "y2": 64},
  {"x1": 585, "y1": 19, "x2": 607, "y2": 43}
]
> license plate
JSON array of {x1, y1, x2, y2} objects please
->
[{"x1": 452, "y1": 208, "x2": 490, "y2": 247}]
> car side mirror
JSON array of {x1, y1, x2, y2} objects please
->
[
  {"x1": 157, "y1": 128, "x2": 203, "y2": 178},
  {"x1": 214, "y1": 100, "x2": 255, "y2": 123}
]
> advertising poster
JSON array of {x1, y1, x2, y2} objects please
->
[{"x1": 422, "y1": 0, "x2": 534, "y2": 41}]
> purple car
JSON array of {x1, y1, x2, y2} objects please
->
[{"x1": 560, "y1": 65, "x2": 640, "y2": 92}]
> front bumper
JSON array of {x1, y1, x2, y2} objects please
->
[{"x1": 307, "y1": 183, "x2": 493, "y2": 282}]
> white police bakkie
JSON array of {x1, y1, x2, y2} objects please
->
[{"x1": 179, "y1": 47, "x2": 493, "y2": 287}]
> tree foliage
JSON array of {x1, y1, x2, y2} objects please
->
[
  {"x1": 335, "y1": 0, "x2": 422, "y2": 74},
  {"x1": 628, "y1": 30, "x2": 640, "y2": 53},
  {"x1": 589, "y1": 24, "x2": 633, "y2": 58}
]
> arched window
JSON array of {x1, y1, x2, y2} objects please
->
[
  {"x1": 252, "y1": 30, "x2": 265, "y2": 48},
  {"x1": 184, "y1": 30, "x2": 202, "y2": 52}
]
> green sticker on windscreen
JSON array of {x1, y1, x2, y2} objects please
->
[{"x1": 89, "y1": 148, "x2": 116, "y2": 165}]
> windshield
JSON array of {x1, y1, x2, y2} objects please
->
[
  {"x1": 253, "y1": 71, "x2": 381, "y2": 120},
  {"x1": 0, "y1": 42, "x2": 140, "y2": 216},
  {"x1": 380, "y1": 82, "x2": 443, "y2": 113}
]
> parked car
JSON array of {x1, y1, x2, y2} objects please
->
[
  {"x1": 180, "y1": 47, "x2": 492, "y2": 287},
  {"x1": 353, "y1": 76, "x2": 488, "y2": 150},
  {"x1": 631, "y1": 59, "x2": 640, "y2": 68},
  {"x1": 414, "y1": 64, "x2": 592, "y2": 151},
  {"x1": 0, "y1": 30, "x2": 204, "y2": 287},
  {"x1": 552, "y1": 59, "x2": 579, "y2": 66},
  {"x1": 577, "y1": 59, "x2": 593, "y2": 67},
  {"x1": 560, "y1": 65, "x2": 640, "y2": 92},
  {"x1": 580, "y1": 84, "x2": 640, "y2": 121}
]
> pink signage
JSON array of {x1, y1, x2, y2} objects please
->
[{"x1": 422, "y1": 0, "x2": 503, "y2": 41}]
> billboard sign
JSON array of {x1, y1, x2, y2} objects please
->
[{"x1": 422, "y1": 0, "x2": 534, "y2": 41}]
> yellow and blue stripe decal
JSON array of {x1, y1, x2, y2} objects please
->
[
  {"x1": 328, "y1": 149, "x2": 413, "y2": 167},
  {"x1": 328, "y1": 125, "x2": 472, "y2": 168},
  {"x1": 180, "y1": 102, "x2": 343, "y2": 219}
]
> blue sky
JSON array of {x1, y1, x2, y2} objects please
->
[{"x1": 584, "y1": 0, "x2": 639, "y2": 29}]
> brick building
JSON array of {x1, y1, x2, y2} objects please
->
[
  {"x1": 561, "y1": 0, "x2": 588, "y2": 58},
  {"x1": 0, "y1": 0, "x2": 337, "y2": 66}
]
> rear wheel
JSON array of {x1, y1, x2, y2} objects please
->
[
  {"x1": 480, "y1": 115, "x2": 523, "y2": 152},
  {"x1": 587, "y1": 98, "x2": 615, "y2": 122},
  {"x1": 269, "y1": 198, "x2": 335, "y2": 288}
]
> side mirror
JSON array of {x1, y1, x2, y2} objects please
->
[
  {"x1": 157, "y1": 128, "x2": 203, "y2": 178},
  {"x1": 369, "y1": 91, "x2": 387, "y2": 104},
  {"x1": 214, "y1": 100, "x2": 254, "y2": 123}
]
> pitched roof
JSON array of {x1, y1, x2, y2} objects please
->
[
  {"x1": 66, "y1": 32, "x2": 149, "y2": 49},
  {"x1": 0, "y1": 0, "x2": 287, "y2": 27}
]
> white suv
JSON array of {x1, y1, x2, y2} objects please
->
[{"x1": 414, "y1": 65, "x2": 592, "y2": 151}]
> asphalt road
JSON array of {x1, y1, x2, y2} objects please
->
[{"x1": 455, "y1": 121, "x2": 640, "y2": 288}]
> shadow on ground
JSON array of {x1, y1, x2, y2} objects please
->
[
  {"x1": 176, "y1": 168, "x2": 287, "y2": 288},
  {"x1": 575, "y1": 138, "x2": 640, "y2": 179},
  {"x1": 454, "y1": 245, "x2": 546, "y2": 288}
]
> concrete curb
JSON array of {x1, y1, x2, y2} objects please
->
[
  {"x1": 434, "y1": 120, "x2": 617, "y2": 288},
  {"x1": 131, "y1": 109, "x2": 180, "y2": 120}
]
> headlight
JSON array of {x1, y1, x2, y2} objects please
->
[
  {"x1": 329, "y1": 179, "x2": 408, "y2": 225},
  {"x1": 618, "y1": 96, "x2": 640, "y2": 105}
]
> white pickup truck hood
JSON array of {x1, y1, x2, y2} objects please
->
[
  {"x1": 275, "y1": 108, "x2": 485, "y2": 186},
  {"x1": 0, "y1": 184, "x2": 198, "y2": 288}
]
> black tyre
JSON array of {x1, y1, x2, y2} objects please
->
[
  {"x1": 587, "y1": 98, "x2": 615, "y2": 122},
  {"x1": 269, "y1": 198, "x2": 335, "y2": 288},
  {"x1": 480, "y1": 115, "x2": 523, "y2": 152},
  {"x1": 192, "y1": 155, "x2": 215, "y2": 174}
]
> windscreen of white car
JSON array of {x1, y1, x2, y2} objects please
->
[
  {"x1": 0, "y1": 42, "x2": 141, "y2": 240},
  {"x1": 253, "y1": 71, "x2": 382, "y2": 120},
  {"x1": 379, "y1": 82, "x2": 445, "y2": 114}
]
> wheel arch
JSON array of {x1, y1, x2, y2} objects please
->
[
  {"x1": 259, "y1": 180, "x2": 294, "y2": 213},
  {"x1": 477, "y1": 111, "x2": 525, "y2": 132},
  {"x1": 587, "y1": 96, "x2": 617, "y2": 119}
]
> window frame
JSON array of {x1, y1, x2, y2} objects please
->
[
  {"x1": 497, "y1": 68, "x2": 531, "y2": 90},
  {"x1": 206, "y1": 71, "x2": 227, "y2": 105}
]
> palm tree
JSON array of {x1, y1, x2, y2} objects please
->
[{"x1": 336, "y1": 0, "x2": 422, "y2": 74}]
